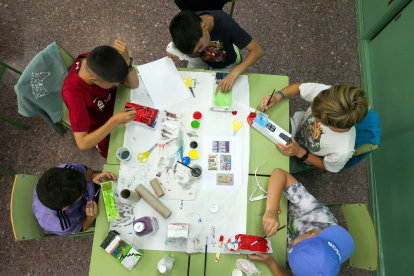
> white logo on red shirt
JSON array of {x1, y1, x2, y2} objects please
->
[
  {"x1": 75, "y1": 62, "x2": 80, "y2": 70},
  {"x1": 93, "y1": 96, "x2": 102, "y2": 103},
  {"x1": 97, "y1": 100, "x2": 104, "y2": 111}
]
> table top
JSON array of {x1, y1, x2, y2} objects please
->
[
  {"x1": 107, "y1": 68, "x2": 290, "y2": 176},
  {"x1": 89, "y1": 165, "x2": 288, "y2": 276}
]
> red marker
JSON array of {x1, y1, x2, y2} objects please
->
[{"x1": 215, "y1": 235, "x2": 224, "y2": 262}]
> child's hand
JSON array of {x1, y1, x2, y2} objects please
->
[
  {"x1": 93, "y1": 171, "x2": 117, "y2": 185},
  {"x1": 216, "y1": 72, "x2": 237, "y2": 93},
  {"x1": 248, "y1": 253, "x2": 276, "y2": 267},
  {"x1": 113, "y1": 108, "x2": 137, "y2": 125},
  {"x1": 261, "y1": 94, "x2": 280, "y2": 111},
  {"x1": 166, "y1": 52, "x2": 179, "y2": 60},
  {"x1": 276, "y1": 137, "x2": 306, "y2": 157},
  {"x1": 263, "y1": 209, "x2": 280, "y2": 237},
  {"x1": 113, "y1": 37, "x2": 131, "y2": 66},
  {"x1": 86, "y1": 201, "x2": 99, "y2": 218}
]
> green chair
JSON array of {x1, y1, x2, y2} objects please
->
[
  {"x1": 354, "y1": 143, "x2": 378, "y2": 156},
  {"x1": 56, "y1": 43, "x2": 73, "y2": 130},
  {"x1": 326, "y1": 203, "x2": 379, "y2": 271},
  {"x1": 10, "y1": 174, "x2": 94, "y2": 241},
  {"x1": 229, "y1": 0, "x2": 236, "y2": 17}
]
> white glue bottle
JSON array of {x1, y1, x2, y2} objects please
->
[
  {"x1": 157, "y1": 254, "x2": 175, "y2": 274},
  {"x1": 166, "y1": 42, "x2": 191, "y2": 61}
]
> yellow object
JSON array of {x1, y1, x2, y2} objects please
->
[
  {"x1": 233, "y1": 120, "x2": 243, "y2": 136},
  {"x1": 183, "y1": 77, "x2": 193, "y2": 88},
  {"x1": 138, "y1": 143, "x2": 158, "y2": 163},
  {"x1": 189, "y1": 150, "x2": 199, "y2": 160},
  {"x1": 254, "y1": 105, "x2": 259, "y2": 115}
]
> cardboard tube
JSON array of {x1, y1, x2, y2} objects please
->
[
  {"x1": 135, "y1": 184, "x2": 172, "y2": 218},
  {"x1": 150, "y1": 178, "x2": 164, "y2": 197},
  {"x1": 120, "y1": 189, "x2": 141, "y2": 202}
]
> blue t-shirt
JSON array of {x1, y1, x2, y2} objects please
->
[
  {"x1": 196, "y1": 10, "x2": 252, "y2": 68},
  {"x1": 32, "y1": 164, "x2": 95, "y2": 236}
]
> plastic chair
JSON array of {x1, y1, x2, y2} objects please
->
[
  {"x1": 229, "y1": 0, "x2": 237, "y2": 17},
  {"x1": 10, "y1": 174, "x2": 94, "y2": 241},
  {"x1": 326, "y1": 203, "x2": 378, "y2": 271}
]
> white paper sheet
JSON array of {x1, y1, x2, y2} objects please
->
[{"x1": 137, "y1": 57, "x2": 191, "y2": 110}]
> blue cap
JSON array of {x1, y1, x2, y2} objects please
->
[
  {"x1": 182, "y1": 157, "x2": 191, "y2": 165},
  {"x1": 288, "y1": 226, "x2": 354, "y2": 276}
]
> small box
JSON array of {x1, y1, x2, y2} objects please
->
[
  {"x1": 248, "y1": 111, "x2": 291, "y2": 145},
  {"x1": 101, "y1": 230, "x2": 143, "y2": 270},
  {"x1": 167, "y1": 223, "x2": 189, "y2": 239},
  {"x1": 125, "y1": 102, "x2": 159, "y2": 129}
]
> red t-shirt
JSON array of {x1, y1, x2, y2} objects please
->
[{"x1": 62, "y1": 52, "x2": 119, "y2": 158}]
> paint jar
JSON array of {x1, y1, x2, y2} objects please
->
[
  {"x1": 247, "y1": 112, "x2": 257, "y2": 126},
  {"x1": 116, "y1": 147, "x2": 131, "y2": 161},
  {"x1": 209, "y1": 204, "x2": 219, "y2": 214},
  {"x1": 191, "y1": 120, "x2": 200, "y2": 129},
  {"x1": 157, "y1": 254, "x2": 175, "y2": 274},
  {"x1": 133, "y1": 216, "x2": 159, "y2": 237},
  {"x1": 189, "y1": 164, "x2": 202, "y2": 178},
  {"x1": 232, "y1": 269, "x2": 243, "y2": 276},
  {"x1": 190, "y1": 141, "x2": 198, "y2": 149},
  {"x1": 182, "y1": 157, "x2": 191, "y2": 165},
  {"x1": 189, "y1": 149, "x2": 199, "y2": 160},
  {"x1": 193, "y1": 111, "x2": 202, "y2": 120}
]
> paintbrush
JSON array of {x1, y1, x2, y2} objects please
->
[
  {"x1": 204, "y1": 237, "x2": 208, "y2": 276},
  {"x1": 215, "y1": 235, "x2": 224, "y2": 262},
  {"x1": 254, "y1": 105, "x2": 259, "y2": 115},
  {"x1": 94, "y1": 189, "x2": 100, "y2": 200},
  {"x1": 249, "y1": 225, "x2": 287, "y2": 248},
  {"x1": 263, "y1": 89, "x2": 275, "y2": 113},
  {"x1": 177, "y1": 161, "x2": 198, "y2": 173}
]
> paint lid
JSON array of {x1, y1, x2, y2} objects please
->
[
  {"x1": 189, "y1": 150, "x2": 199, "y2": 160},
  {"x1": 182, "y1": 157, "x2": 191, "y2": 165},
  {"x1": 134, "y1": 222, "x2": 145, "y2": 233},
  {"x1": 232, "y1": 269, "x2": 243, "y2": 276},
  {"x1": 191, "y1": 120, "x2": 200, "y2": 129},
  {"x1": 193, "y1": 111, "x2": 202, "y2": 120},
  {"x1": 158, "y1": 265, "x2": 167, "y2": 273},
  {"x1": 209, "y1": 204, "x2": 219, "y2": 214},
  {"x1": 190, "y1": 141, "x2": 198, "y2": 149}
]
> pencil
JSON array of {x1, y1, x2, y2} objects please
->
[
  {"x1": 204, "y1": 237, "x2": 208, "y2": 276},
  {"x1": 264, "y1": 89, "x2": 275, "y2": 113}
]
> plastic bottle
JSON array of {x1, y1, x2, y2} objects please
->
[
  {"x1": 157, "y1": 254, "x2": 175, "y2": 274},
  {"x1": 133, "y1": 216, "x2": 159, "y2": 237}
]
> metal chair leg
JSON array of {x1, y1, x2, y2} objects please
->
[
  {"x1": 0, "y1": 116, "x2": 30, "y2": 130},
  {"x1": 0, "y1": 169, "x2": 16, "y2": 175}
]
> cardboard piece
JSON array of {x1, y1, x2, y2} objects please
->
[
  {"x1": 101, "y1": 180, "x2": 122, "y2": 221},
  {"x1": 225, "y1": 234, "x2": 273, "y2": 254},
  {"x1": 125, "y1": 102, "x2": 159, "y2": 129},
  {"x1": 135, "y1": 184, "x2": 172, "y2": 218}
]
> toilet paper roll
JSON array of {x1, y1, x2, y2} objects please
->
[
  {"x1": 135, "y1": 184, "x2": 172, "y2": 218},
  {"x1": 120, "y1": 189, "x2": 141, "y2": 202},
  {"x1": 150, "y1": 178, "x2": 164, "y2": 197}
]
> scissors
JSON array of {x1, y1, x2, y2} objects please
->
[
  {"x1": 183, "y1": 77, "x2": 195, "y2": 97},
  {"x1": 233, "y1": 120, "x2": 243, "y2": 136},
  {"x1": 137, "y1": 143, "x2": 158, "y2": 163}
]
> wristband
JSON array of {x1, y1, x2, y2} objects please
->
[
  {"x1": 300, "y1": 150, "x2": 310, "y2": 161},
  {"x1": 276, "y1": 91, "x2": 284, "y2": 99},
  {"x1": 92, "y1": 170, "x2": 102, "y2": 178}
]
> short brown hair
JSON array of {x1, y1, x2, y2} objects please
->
[{"x1": 311, "y1": 84, "x2": 369, "y2": 129}]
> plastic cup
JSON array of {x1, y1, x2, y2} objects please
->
[
  {"x1": 189, "y1": 164, "x2": 202, "y2": 178},
  {"x1": 116, "y1": 147, "x2": 131, "y2": 161}
]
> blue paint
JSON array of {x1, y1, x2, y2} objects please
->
[
  {"x1": 167, "y1": 129, "x2": 184, "y2": 161},
  {"x1": 254, "y1": 113, "x2": 268, "y2": 129},
  {"x1": 198, "y1": 218, "x2": 201, "y2": 223},
  {"x1": 182, "y1": 156, "x2": 191, "y2": 165},
  {"x1": 129, "y1": 232, "x2": 132, "y2": 234}
]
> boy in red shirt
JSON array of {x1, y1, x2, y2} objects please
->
[{"x1": 62, "y1": 38, "x2": 139, "y2": 158}]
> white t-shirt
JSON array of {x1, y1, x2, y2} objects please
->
[{"x1": 293, "y1": 83, "x2": 356, "y2": 173}]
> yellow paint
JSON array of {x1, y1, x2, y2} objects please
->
[{"x1": 189, "y1": 150, "x2": 199, "y2": 160}]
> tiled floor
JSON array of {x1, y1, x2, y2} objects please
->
[{"x1": 0, "y1": 0, "x2": 371, "y2": 275}]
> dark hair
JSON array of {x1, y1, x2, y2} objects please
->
[
  {"x1": 169, "y1": 11, "x2": 203, "y2": 55},
  {"x1": 36, "y1": 168, "x2": 87, "y2": 210},
  {"x1": 86, "y1": 46, "x2": 129, "y2": 83}
]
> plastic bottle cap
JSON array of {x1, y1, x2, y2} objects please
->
[
  {"x1": 159, "y1": 265, "x2": 167, "y2": 273},
  {"x1": 232, "y1": 269, "x2": 243, "y2": 276},
  {"x1": 182, "y1": 157, "x2": 191, "y2": 165},
  {"x1": 134, "y1": 222, "x2": 145, "y2": 233},
  {"x1": 210, "y1": 204, "x2": 219, "y2": 213}
]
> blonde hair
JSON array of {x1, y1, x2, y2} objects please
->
[{"x1": 311, "y1": 84, "x2": 369, "y2": 129}]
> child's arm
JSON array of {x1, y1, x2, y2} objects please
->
[
  {"x1": 81, "y1": 201, "x2": 99, "y2": 232},
  {"x1": 73, "y1": 109, "x2": 137, "y2": 151},
  {"x1": 216, "y1": 39, "x2": 263, "y2": 93},
  {"x1": 248, "y1": 253, "x2": 292, "y2": 276},
  {"x1": 261, "y1": 83, "x2": 302, "y2": 111},
  {"x1": 113, "y1": 37, "x2": 139, "y2": 89},
  {"x1": 264, "y1": 168, "x2": 298, "y2": 237}
]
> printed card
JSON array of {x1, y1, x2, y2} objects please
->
[
  {"x1": 208, "y1": 154, "x2": 219, "y2": 171},
  {"x1": 212, "y1": 141, "x2": 230, "y2": 153},
  {"x1": 220, "y1": 155, "x2": 231, "y2": 171},
  {"x1": 216, "y1": 173, "x2": 234, "y2": 186}
]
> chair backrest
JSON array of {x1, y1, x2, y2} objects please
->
[
  {"x1": 341, "y1": 203, "x2": 378, "y2": 271},
  {"x1": 57, "y1": 42, "x2": 74, "y2": 129},
  {"x1": 10, "y1": 174, "x2": 45, "y2": 241}
]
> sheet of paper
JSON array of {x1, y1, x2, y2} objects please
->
[
  {"x1": 129, "y1": 74, "x2": 155, "y2": 108},
  {"x1": 137, "y1": 57, "x2": 191, "y2": 111}
]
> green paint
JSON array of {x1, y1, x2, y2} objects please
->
[
  {"x1": 101, "y1": 181, "x2": 120, "y2": 221},
  {"x1": 214, "y1": 85, "x2": 232, "y2": 107},
  {"x1": 191, "y1": 120, "x2": 200, "y2": 129}
]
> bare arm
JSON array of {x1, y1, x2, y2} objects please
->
[
  {"x1": 113, "y1": 37, "x2": 139, "y2": 89},
  {"x1": 261, "y1": 83, "x2": 302, "y2": 111},
  {"x1": 296, "y1": 148, "x2": 327, "y2": 171},
  {"x1": 124, "y1": 67, "x2": 139, "y2": 89},
  {"x1": 248, "y1": 253, "x2": 292, "y2": 276},
  {"x1": 81, "y1": 201, "x2": 98, "y2": 232}
]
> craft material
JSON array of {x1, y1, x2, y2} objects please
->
[
  {"x1": 100, "y1": 230, "x2": 143, "y2": 270},
  {"x1": 190, "y1": 141, "x2": 198, "y2": 149},
  {"x1": 225, "y1": 234, "x2": 273, "y2": 254},
  {"x1": 183, "y1": 77, "x2": 195, "y2": 98},
  {"x1": 215, "y1": 235, "x2": 224, "y2": 262},
  {"x1": 125, "y1": 102, "x2": 159, "y2": 129},
  {"x1": 232, "y1": 120, "x2": 243, "y2": 136},
  {"x1": 182, "y1": 156, "x2": 191, "y2": 165},
  {"x1": 250, "y1": 161, "x2": 268, "y2": 201},
  {"x1": 167, "y1": 223, "x2": 189, "y2": 238},
  {"x1": 209, "y1": 204, "x2": 219, "y2": 214},
  {"x1": 208, "y1": 154, "x2": 219, "y2": 171},
  {"x1": 247, "y1": 110, "x2": 292, "y2": 145},
  {"x1": 232, "y1": 111, "x2": 237, "y2": 115},
  {"x1": 137, "y1": 57, "x2": 190, "y2": 111},
  {"x1": 160, "y1": 124, "x2": 178, "y2": 145},
  {"x1": 116, "y1": 147, "x2": 131, "y2": 161},
  {"x1": 263, "y1": 89, "x2": 275, "y2": 113},
  {"x1": 249, "y1": 225, "x2": 286, "y2": 248},
  {"x1": 186, "y1": 213, "x2": 204, "y2": 254},
  {"x1": 133, "y1": 216, "x2": 159, "y2": 237},
  {"x1": 191, "y1": 120, "x2": 200, "y2": 129},
  {"x1": 236, "y1": 260, "x2": 262, "y2": 276},
  {"x1": 232, "y1": 269, "x2": 243, "y2": 276},
  {"x1": 163, "y1": 121, "x2": 178, "y2": 131},
  {"x1": 217, "y1": 173, "x2": 234, "y2": 186},
  {"x1": 94, "y1": 188, "x2": 100, "y2": 199},
  {"x1": 204, "y1": 237, "x2": 208, "y2": 276},
  {"x1": 150, "y1": 178, "x2": 165, "y2": 197},
  {"x1": 255, "y1": 105, "x2": 259, "y2": 115},
  {"x1": 135, "y1": 184, "x2": 172, "y2": 218},
  {"x1": 120, "y1": 189, "x2": 141, "y2": 202},
  {"x1": 157, "y1": 254, "x2": 175, "y2": 274},
  {"x1": 138, "y1": 143, "x2": 158, "y2": 163},
  {"x1": 193, "y1": 111, "x2": 202, "y2": 120},
  {"x1": 166, "y1": 42, "x2": 190, "y2": 61},
  {"x1": 211, "y1": 72, "x2": 234, "y2": 111},
  {"x1": 101, "y1": 180, "x2": 121, "y2": 221},
  {"x1": 189, "y1": 149, "x2": 199, "y2": 160},
  {"x1": 189, "y1": 164, "x2": 203, "y2": 178}
]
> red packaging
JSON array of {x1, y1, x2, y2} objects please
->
[{"x1": 124, "y1": 102, "x2": 159, "y2": 129}]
